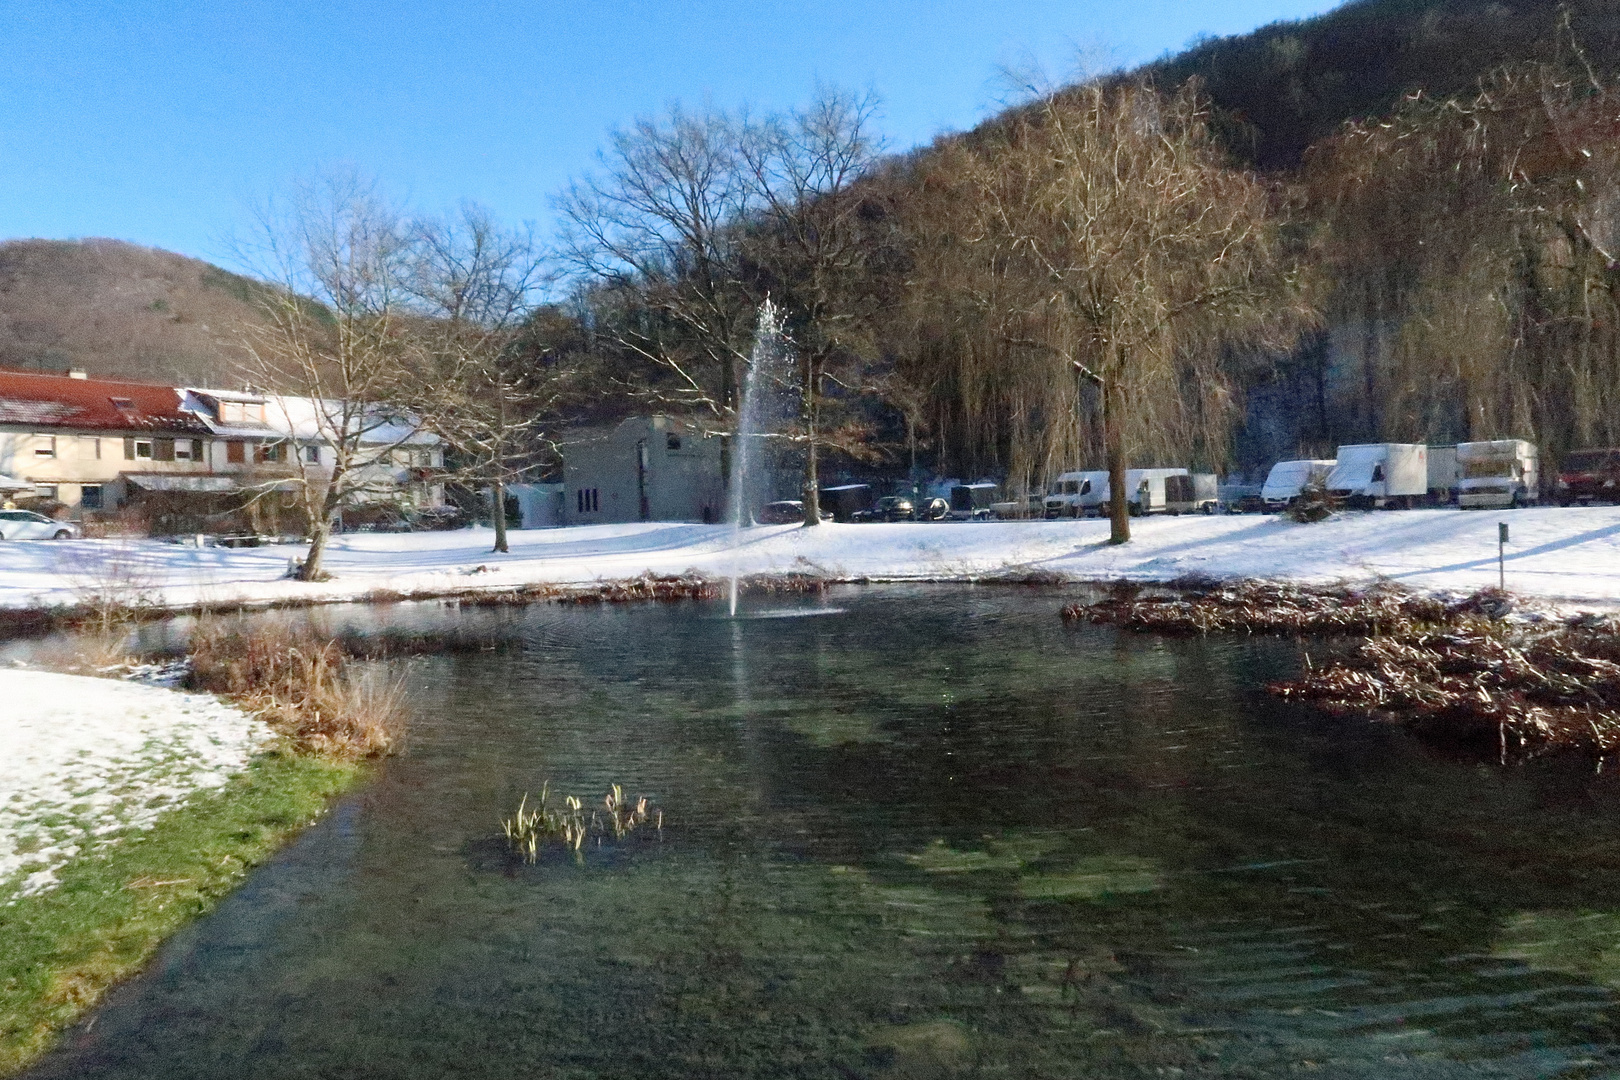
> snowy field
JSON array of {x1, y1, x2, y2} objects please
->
[
  {"x1": 0, "y1": 670, "x2": 272, "y2": 902},
  {"x1": 0, "y1": 504, "x2": 1617, "y2": 611}
]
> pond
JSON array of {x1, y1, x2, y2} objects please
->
[{"x1": 24, "y1": 586, "x2": 1620, "y2": 1079}]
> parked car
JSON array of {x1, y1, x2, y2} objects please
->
[
  {"x1": 916, "y1": 497, "x2": 950, "y2": 521},
  {"x1": 1556, "y1": 448, "x2": 1620, "y2": 506},
  {"x1": 1457, "y1": 440, "x2": 1538, "y2": 509},
  {"x1": 758, "y1": 500, "x2": 808, "y2": 524},
  {"x1": 1261, "y1": 459, "x2": 1336, "y2": 512},
  {"x1": 0, "y1": 510, "x2": 80, "y2": 540},
  {"x1": 854, "y1": 496, "x2": 915, "y2": 522},
  {"x1": 1326, "y1": 444, "x2": 1428, "y2": 509}
]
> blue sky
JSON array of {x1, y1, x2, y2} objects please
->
[{"x1": 0, "y1": 1, "x2": 1339, "y2": 268}]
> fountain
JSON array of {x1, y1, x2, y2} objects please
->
[{"x1": 727, "y1": 300, "x2": 792, "y2": 617}]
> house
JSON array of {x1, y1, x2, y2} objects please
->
[
  {"x1": 563, "y1": 416, "x2": 726, "y2": 525},
  {"x1": 0, "y1": 367, "x2": 443, "y2": 531},
  {"x1": 0, "y1": 368, "x2": 217, "y2": 514}
]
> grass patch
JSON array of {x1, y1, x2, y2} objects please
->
[{"x1": 0, "y1": 749, "x2": 360, "y2": 1077}]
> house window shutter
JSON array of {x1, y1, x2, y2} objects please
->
[
  {"x1": 154, "y1": 438, "x2": 175, "y2": 462},
  {"x1": 124, "y1": 437, "x2": 135, "y2": 460},
  {"x1": 227, "y1": 440, "x2": 244, "y2": 464}
]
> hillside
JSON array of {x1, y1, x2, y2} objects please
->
[
  {"x1": 1151, "y1": 0, "x2": 1620, "y2": 169},
  {"x1": 0, "y1": 239, "x2": 272, "y2": 385}
]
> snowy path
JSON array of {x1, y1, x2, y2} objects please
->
[
  {"x1": 0, "y1": 505, "x2": 1617, "y2": 611},
  {"x1": 0, "y1": 671, "x2": 271, "y2": 901}
]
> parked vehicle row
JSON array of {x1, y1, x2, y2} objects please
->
[{"x1": 755, "y1": 439, "x2": 1617, "y2": 526}]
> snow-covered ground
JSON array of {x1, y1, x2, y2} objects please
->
[
  {"x1": 0, "y1": 505, "x2": 1617, "y2": 611},
  {"x1": 0, "y1": 670, "x2": 272, "y2": 902}
]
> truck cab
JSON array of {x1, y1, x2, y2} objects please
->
[{"x1": 1043, "y1": 471, "x2": 1105, "y2": 518}]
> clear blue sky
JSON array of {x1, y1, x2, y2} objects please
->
[{"x1": 0, "y1": 1, "x2": 1339, "y2": 268}]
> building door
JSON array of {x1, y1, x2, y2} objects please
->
[{"x1": 636, "y1": 440, "x2": 650, "y2": 521}]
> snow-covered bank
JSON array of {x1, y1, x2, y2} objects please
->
[
  {"x1": 0, "y1": 670, "x2": 272, "y2": 901},
  {"x1": 1, "y1": 505, "x2": 1618, "y2": 613}
]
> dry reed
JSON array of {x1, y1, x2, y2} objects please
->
[
  {"x1": 185, "y1": 620, "x2": 408, "y2": 758},
  {"x1": 1067, "y1": 581, "x2": 1620, "y2": 762}
]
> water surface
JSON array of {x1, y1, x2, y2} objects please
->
[{"x1": 27, "y1": 587, "x2": 1620, "y2": 1079}]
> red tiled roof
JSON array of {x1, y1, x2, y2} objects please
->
[{"x1": 0, "y1": 368, "x2": 208, "y2": 434}]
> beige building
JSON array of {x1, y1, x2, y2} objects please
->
[{"x1": 0, "y1": 368, "x2": 442, "y2": 529}]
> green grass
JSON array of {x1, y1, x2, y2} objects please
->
[{"x1": 0, "y1": 749, "x2": 361, "y2": 1077}]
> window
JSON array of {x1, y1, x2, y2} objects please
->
[
  {"x1": 1371, "y1": 464, "x2": 1385, "y2": 483},
  {"x1": 255, "y1": 442, "x2": 285, "y2": 464},
  {"x1": 174, "y1": 439, "x2": 200, "y2": 461},
  {"x1": 34, "y1": 435, "x2": 55, "y2": 458},
  {"x1": 109, "y1": 397, "x2": 133, "y2": 411},
  {"x1": 81, "y1": 436, "x2": 100, "y2": 460},
  {"x1": 226, "y1": 440, "x2": 245, "y2": 464},
  {"x1": 37, "y1": 486, "x2": 56, "y2": 501},
  {"x1": 221, "y1": 401, "x2": 266, "y2": 423},
  {"x1": 304, "y1": 445, "x2": 321, "y2": 465},
  {"x1": 576, "y1": 488, "x2": 600, "y2": 513},
  {"x1": 134, "y1": 439, "x2": 153, "y2": 460},
  {"x1": 80, "y1": 485, "x2": 103, "y2": 510},
  {"x1": 666, "y1": 433, "x2": 682, "y2": 451}
]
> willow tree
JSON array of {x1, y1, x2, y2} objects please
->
[
  {"x1": 1308, "y1": 59, "x2": 1620, "y2": 460},
  {"x1": 971, "y1": 81, "x2": 1301, "y2": 543}
]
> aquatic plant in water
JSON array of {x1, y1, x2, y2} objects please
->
[{"x1": 501, "y1": 782, "x2": 661, "y2": 863}]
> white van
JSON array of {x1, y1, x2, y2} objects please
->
[
  {"x1": 1260, "y1": 459, "x2": 1336, "y2": 511},
  {"x1": 1457, "y1": 440, "x2": 1538, "y2": 509},
  {"x1": 1043, "y1": 470, "x2": 1106, "y2": 518},
  {"x1": 1326, "y1": 444, "x2": 1428, "y2": 508},
  {"x1": 1077, "y1": 468, "x2": 1190, "y2": 516}
]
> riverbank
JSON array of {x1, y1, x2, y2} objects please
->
[
  {"x1": 0, "y1": 671, "x2": 362, "y2": 1075},
  {"x1": 0, "y1": 506, "x2": 1617, "y2": 623}
]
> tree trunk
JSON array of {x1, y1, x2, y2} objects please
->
[
  {"x1": 802, "y1": 358, "x2": 821, "y2": 527},
  {"x1": 299, "y1": 519, "x2": 331, "y2": 581},
  {"x1": 1104, "y1": 378, "x2": 1130, "y2": 545},
  {"x1": 492, "y1": 479, "x2": 509, "y2": 553}
]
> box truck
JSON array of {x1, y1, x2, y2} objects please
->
[
  {"x1": 1070, "y1": 468, "x2": 1189, "y2": 516},
  {"x1": 1326, "y1": 444, "x2": 1428, "y2": 508},
  {"x1": 1457, "y1": 440, "x2": 1538, "y2": 509},
  {"x1": 1427, "y1": 444, "x2": 1460, "y2": 505},
  {"x1": 1260, "y1": 459, "x2": 1336, "y2": 512}
]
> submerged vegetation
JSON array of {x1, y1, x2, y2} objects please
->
[
  {"x1": 501, "y1": 783, "x2": 661, "y2": 862},
  {"x1": 1066, "y1": 581, "x2": 1620, "y2": 762}
]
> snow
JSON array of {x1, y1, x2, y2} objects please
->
[
  {"x1": 0, "y1": 506, "x2": 1617, "y2": 611},
  {"x1": 0, "y1": 670, "x2": 272, "y2": 902}
]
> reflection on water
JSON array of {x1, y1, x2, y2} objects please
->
[{"x1": 23, "y1": 586, "x2": 1620, "y2": 1079}]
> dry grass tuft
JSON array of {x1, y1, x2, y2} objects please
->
[{"x1": 185, "y1": 619, "x2": 408, "y2": 758}]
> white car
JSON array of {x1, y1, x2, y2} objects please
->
[{"x1": 0, "y1": 510, "x2": 81, "y2": 540}]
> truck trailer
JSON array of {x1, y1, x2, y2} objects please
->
[{"x1": 1326, "y1": 444, "x2": 1429, "y2": 509}]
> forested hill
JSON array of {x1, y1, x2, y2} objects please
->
[
  {"x1": 1148, "y1": 0, "x2": 1620, "y2": 169},
  {"x1": 0, "y1": 239, "x2": 268, "y2": 385}
]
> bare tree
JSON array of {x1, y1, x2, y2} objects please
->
[
  {"x1": 972, "y1": 81, "x2": 1301, "y2": 542},
  {"x1": 232, "y1": 171, "x2": 425, "y2": 580},
  {"x1": 739, "y1": 87, "x2": 889, "y2": 525},
  {"x1": 557, "y1": 104, "x2": 758, "y2": 419},
  {"x1": 406, "y1": 203, "x2": 563, "y2": 554}
]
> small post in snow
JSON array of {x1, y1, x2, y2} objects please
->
[{"x1": 1498, "y1": 522, "x2": 1509, "y2": 591}]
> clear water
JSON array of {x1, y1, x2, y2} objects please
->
[{"x1": 25, "y1": 587, "x2": 1620, "y2": 1079}]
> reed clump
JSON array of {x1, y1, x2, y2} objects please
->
[
  {"x1": 1067, "y1": 581, "x2": 1620, "y2": 762},
  {"x1": 185, "y1": 620, "x2": 408, "y2": 759},
  {"x1": 502, "y1": 782, "x2": 661, "y2": 863}
]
